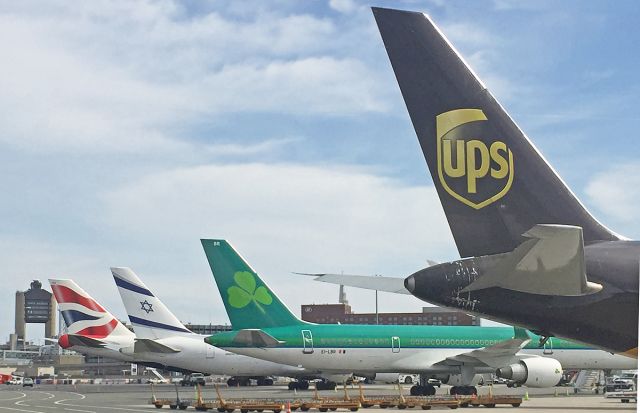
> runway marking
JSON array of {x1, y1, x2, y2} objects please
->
[
  {"x1": 53, "y1": 394, "x2": 85, "y2": 405},
  {"x1": 54, "y1": 405, "x2": 148, "y2": 413},
  {"x1": 54, "y1": 394, "x2": 149, "y2": 413},
  {"x1": 0, "y1": 406, "x2": 48, "y2": 413},
  {"x1": 63, "y1": 408, "x2": 96, "y2": 413},
  {"x1": 38, "y1": 394, "x2": 55, "y2": 400},
  {"x1": 0, "y1": 393, "x2": 26, "y2": 402}
]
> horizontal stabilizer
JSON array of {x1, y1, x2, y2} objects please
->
[
  {"x1": 232, "y1": 329, "x2": 285, "y2": 348},
  {"x1": 297, "y1": 273, "x2": 410, "y2": 295},
  {"x1": 134, "y1": 338, "x2": 180, "y2": 354},
  {"x1": 460, "y1": 225, "x2": 602, "y2": 296},
  {"x1": 67, "y1": 334, "x2": 106, "y2": 348}
]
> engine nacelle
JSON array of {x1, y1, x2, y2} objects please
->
[{"x1": 496, "y1": 358, "x2": 562, "y2": 388}]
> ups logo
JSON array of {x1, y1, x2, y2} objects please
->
[{"x1": 436, "y1": 109, "x2": 514, "y2": 209}]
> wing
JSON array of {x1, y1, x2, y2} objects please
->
[
  {"x1": 134, "y1": 338, "x2": 180, "y2": 354},
  {"x1": 66, "y1": 334, "x2": 106, "y2": 348},
  {"x1": 295, "y1": 273, "x2": 411, "y2": 295},
  {"x1": 460, "y1": 225, "x2": 602, "y2": 296},
  {"x1": 232, "y1": 329, "x2": 285, "y2": 347},
  {"x1": 433, "y1": 328, "x2": 533, "y2": 368}
]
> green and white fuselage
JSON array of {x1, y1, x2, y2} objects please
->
[
  {"x1": 205, "y1": 323, "x2": 632, "y2": 379},
  {"x1": 201, "y1": 239, "x2": 636, "y2": 387}
]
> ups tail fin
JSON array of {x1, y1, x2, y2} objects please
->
[
  {"x1": 111, "y1": 267, "x2": 193, "y2": 340},
  {"x1": 372, "y1": 7, "x2": 619, "y2": 257},
  {"x1": 201, "y1": 239, "x2": 304, "y2": 329},
  {"x1": 48, "y1": 279, "x2": 134, "y2": 339}
]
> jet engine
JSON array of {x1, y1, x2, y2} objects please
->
[{"x1": 496, "y1": 358, "x2": 562, "y2": 387}]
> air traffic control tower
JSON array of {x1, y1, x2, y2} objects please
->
[{"x1": 13, "y1": 280, "x2": 57, "y2": 349}]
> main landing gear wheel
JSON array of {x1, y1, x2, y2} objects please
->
[
  {"x1": 410, "y1": 385, "x2": 436, "y2": 396},
  {"x1": 288, "y1": 380, "x2": 310, "y2": 390},
  {"x1": 449, "y1": 386, "x2": 477, "y2": 396},
  {"x1": 315, "y1": 381, "x2": 337, "y2": 391}
]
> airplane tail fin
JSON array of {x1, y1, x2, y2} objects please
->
[
  {"x1": 48, "y1": 279, "x2": 134, "y2": 345},
  {"x1": 111, "y1": 267, "x2": 193, "y2": 339},
  {"x1": 372, "y1": 7, "x2": 619, "y2": 258},
  {"x1": 201, "y1": 239, "x2": 304, "y2": 329}
]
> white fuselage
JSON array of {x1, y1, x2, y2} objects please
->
[
  {"x1": 70, "y1": 334, "x2": 308, "y2": 377},
  {"x1": 132, "y1": 334, "x2": 308, "y2": 377}
]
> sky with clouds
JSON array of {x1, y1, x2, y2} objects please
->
[{"x1": 1, "y1": 0, "x2": 639, "y2": 343}]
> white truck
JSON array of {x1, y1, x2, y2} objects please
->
[{"x1": 605, "y1": 371, "x2": 637, "y2": 403}]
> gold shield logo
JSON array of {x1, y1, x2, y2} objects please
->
[{"x1": 436, "y1": 109, "x2": 514, "y2": 209}]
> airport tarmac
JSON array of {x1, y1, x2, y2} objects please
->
[{"x1": 0, "y1": 384, "x2": 635, "y2": 412}]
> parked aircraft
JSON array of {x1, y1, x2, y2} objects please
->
[
  {"x1": 111, "y1": 267, "x2": 311, "y2": 386},
  {"x1": 201, "y1": 239, "x2": 635, "y2": 396},
  {"x1": 307, "y1": 8, "x2": 639, "y2": 358}
]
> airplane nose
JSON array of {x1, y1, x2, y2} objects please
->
[{"x1": 404, "y1": 275, "x2": 416, "y2": 293}]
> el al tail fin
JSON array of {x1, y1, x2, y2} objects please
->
[
  {"x1": 201, "y1": 239, "x2": 304, "y2": 329},
  {"x1": 111, "y1": 267, "x2": 193, "y2": 339},
  {"x1": 49, "y1": 279, "x2": 134, "y2": 348},
  {"x1": 372, "y1": 7, "x2": 619, "y2": 258}
]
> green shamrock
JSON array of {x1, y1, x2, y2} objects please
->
[{"x1": 227, "y1": 271, "x2": 273, "y2": 313}]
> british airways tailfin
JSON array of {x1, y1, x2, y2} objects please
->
[
  {"x1": 49, "y1": 279, "x2": 134, "y2": 348},
  {"x1": 111, "y1": 267, "x2": 193, "y2": 339},
  {"x1": 372, "y1": 7, "x2": 620, "y2": 258}
]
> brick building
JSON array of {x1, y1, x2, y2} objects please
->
[{"x1": 301, "y1": 303, "x2": 478, "y2": 326}]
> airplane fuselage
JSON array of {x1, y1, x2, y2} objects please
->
[
  {"x1": 208, "y1": 324, "x2": 636, "y2": 376},
  {"x1": 130, "y1": 334, "x2": 308, "y2": 377}
]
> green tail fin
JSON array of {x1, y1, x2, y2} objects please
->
[{"x1": 201, "y1": 239, "x2": 304, "y2": 329}]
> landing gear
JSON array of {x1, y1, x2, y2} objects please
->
[
  {"x1": 538, "y1": 336, "x2": 550, "y2": 347},
  {"x1": 409, "y1": 385, "x2": 436, "y2": 396},
  {"x1": 449, "y1": 386, "x2": 477, "y2": 396},
  {"x1": 227, "y1": 377, "x2": 251, "y2": 387},
  {"x1": 315, "y1": 381, "x2": 337, "y2": 391},
  {"x1": 288, "y1": 380, "x2": 310, "y2": 390},
  {"x1": 257, "y1": 378, "x2": 274, "y2": 386}
]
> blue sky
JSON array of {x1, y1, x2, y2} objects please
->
[{"x1": 1, "y1": 0, "x2": 639, "y2": 342}]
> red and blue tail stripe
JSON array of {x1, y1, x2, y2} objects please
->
[{"x1": 51, "y1": 284, "x2": 105, "y2": 312}]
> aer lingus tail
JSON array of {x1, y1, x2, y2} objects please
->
[{"x1": 201, "y1": 239, "x2": 305, "y2": 329}]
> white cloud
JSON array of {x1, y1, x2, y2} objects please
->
[
  {"x1": 586, "y1": 163, "x2": 640, "y2": 234},
  {"x1": 97, "y1": 163, "x2": 456, "y2": 323},
  {"x1": 205, "y1": 137, "x2": 301, "y2": 157},
  {"x1": 329, "y1": 0, "x2": 359, "y2": 14},
  {"x1": 0, "y1": 1, "x2": 388, "y2": 154}
]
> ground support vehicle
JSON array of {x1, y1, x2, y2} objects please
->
[
  {"x1": 150, "y1": 383, "x2": 192, "y2": 410},
  {"x1": 606, "y1": 391, "x2": 637, "y2": 403}
]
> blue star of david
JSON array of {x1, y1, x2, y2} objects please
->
[{"x1": 140, "y1": 300, "x2": 154, "y2": 314}]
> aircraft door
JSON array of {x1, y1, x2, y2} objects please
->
[
  {"x1": 302, "y1": 330, "x2": 314, "y2": 354},
  {"x1": 391, "y1": 336, "x2": 400, "y2": 353},
  {"x1": 543, "y1": 338, "x2": 553, "y2": 355}
]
